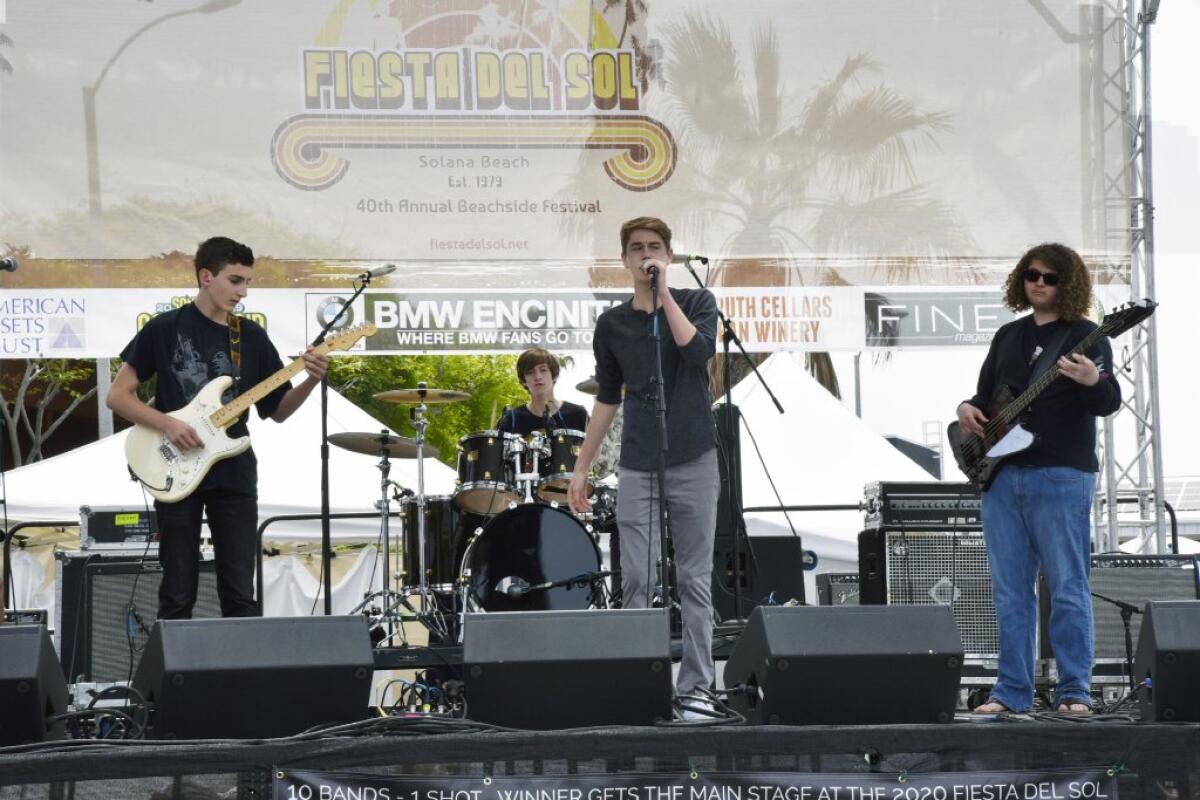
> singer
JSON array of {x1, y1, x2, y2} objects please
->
[
  {"x1": 568, "y1": 217, "x2": 719, "y2": 719},
  {"x1": 496, "y1": 347, "x2": 588, "y2": 435},
  {"x1": 107, "y1": 237, "x2": 328, "y2": 619}
]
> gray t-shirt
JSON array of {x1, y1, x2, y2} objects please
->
[{"x1": 593, "y1": 287, "x2": 718, "y2": 470}]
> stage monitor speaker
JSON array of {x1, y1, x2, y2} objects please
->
[
  {"x1": 723, "y1": 605, "x2": 962, "y2": 725},
  {"x1": 817, "y1": 573, "x2": 860, "y2": 606},
  {"x1": 713, "y1": 534, "x2": 807, "y2": 620},
  {"x1": 1040, "y1": 554, "x2": 1198, "y2": 677},
  {"x1": 858, "y1": 527, "x2": 996, "y2": 657},
  {"x1": 0, "y1": 625, "x2": 69, "y2": 745},
  {"x1": 132, "y1": 616, "x2": 373, "y2": 739},
  {"x1": 57, "y1": 551, "x2": 221, "y2": 683},
  {"x1": 463, "y1": 608, "x2": 672, "y2": 729},
  {"x1": 1134, "y1": 601, "x2": 1200, "y2": 722}
]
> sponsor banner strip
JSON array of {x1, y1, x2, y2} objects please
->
[{"x1": 272, "y1": 768, "x2": 1119, "y2": 800}]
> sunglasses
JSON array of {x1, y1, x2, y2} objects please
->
[{"x1": 1022, "y1": 268, "x2": 1060, "y2": 287}]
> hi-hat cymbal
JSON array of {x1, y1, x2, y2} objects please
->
[
  {"x1": 328, "y1": 431, "x2": 438, "y2": 459},
  {"x1": 575, "y1": 376, "x2": 599, "y2": 396},
  {"x1": 373, "y1": 388, "x2": 471, "y2": 404}
]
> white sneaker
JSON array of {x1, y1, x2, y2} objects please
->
[{"x1": 676, "y1": 693, "x2": 719, "y2": 721}]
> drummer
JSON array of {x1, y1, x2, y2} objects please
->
[{"x1": 496, "y1": 347, "x2": 588, "y2": 435}]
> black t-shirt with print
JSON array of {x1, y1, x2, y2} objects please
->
[{"x1": 120, "y1": 302, "x2": 288, "y2": 496}]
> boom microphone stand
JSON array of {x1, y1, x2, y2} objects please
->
[
  {"x1": 312, "y1": 273, "x2": 375, "y2": 614},
  {"x1": 680, "y1": 258, "x2": 784, "y2": 621}
]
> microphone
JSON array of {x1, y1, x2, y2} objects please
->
[
  {"x1": 641, "y1": 253, "x2": 709, "y2": 276},
  {"x1": 542, "y1": 403, "x2": 556, "y2": 433},
  {"x1": 496, "y1": 576, "x2": 530, "y2": 598},
  {"x1": 0, "y1": 256, "x2": 17, "y2": 272},
  {"x1": 359, "y1": 264, "x2": 396, "y2": 280}
]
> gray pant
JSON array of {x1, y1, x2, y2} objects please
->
[{"x1": 616, "y1": 449, "x2": 719, "y2": 694}]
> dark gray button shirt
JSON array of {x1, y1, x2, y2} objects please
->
[{"x1": 594, "y1": 287, "x2": 718, "y2": 470}]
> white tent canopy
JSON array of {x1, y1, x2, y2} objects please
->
[
  {"x1": 728, "y1": 353, "x2": 933, "y2": 599},
  {"x1": 3, "y1": 389, "x2": 458, "y2": 541}
]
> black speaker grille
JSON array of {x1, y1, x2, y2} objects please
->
[
  {"x1": 1090, "y1": 557, "x2": 1199, "y2": 662},
  {"x1": 883, "y1": 531, "x2": 997, "y2": 657},
  {"x1": 89, "y1": 564, "x2": 221, "y2": 683}
]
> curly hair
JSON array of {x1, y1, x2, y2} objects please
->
[{"x1": 1003, "y1": 242, "x2": 1093, "y2": 321}]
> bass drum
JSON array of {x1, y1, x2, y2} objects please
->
[{"x1": 462, "y1": 504, "x2": 601, "y2": 612}]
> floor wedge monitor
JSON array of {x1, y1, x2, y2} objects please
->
[
  {"x1": 724, "y1": 605, "x2": 963, "y2": 725},
  {"x1": 1135, "y1": 600, "x2": 1200, "y2": 722},
  {"x1": 132, "y1": 615, "x2": 374, "y2": 739},
  {"x1": 463, "y1": 608, "x2": 672, "y2": 729},
  {"x1": 0, "y1": 625, "x2": 69, "y2": 746}
]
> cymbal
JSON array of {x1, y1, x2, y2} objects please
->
[
  {"x1": 575, "y1": 376, "x2": 599, "y2": 395},
  {"x1": 373, "y1": 388, "x2": 471, "y2": 404},
  {"x1": 328, "y1": 431, "x2": 438, "y2": 459}
]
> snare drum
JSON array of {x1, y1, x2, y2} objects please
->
[
  {"x1": 536, "y1": 428, "x2": 593, "y2": 503},
  {"x1": 459, "y1": 504, "x2": 602, "y2": 612},
  {"x1": 455, "y1": 430, "x2": 522, "y2": 514}
]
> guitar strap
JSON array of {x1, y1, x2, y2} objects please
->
[
  {"x1": 1028, "y1": 321, "x2": 1073, "y2": 383},
  {"x1": 227, "y1": 313, "x2": 242, "y2": 394}
]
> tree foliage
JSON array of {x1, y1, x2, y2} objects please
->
[
  {"x1": 327, "y1": 354, "x2": 530, "y2": 466},
  {"x1": 0, "y1": 359, "x2": 99, "y2": 467}
]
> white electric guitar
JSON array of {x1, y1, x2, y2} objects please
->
[{"x1": 125, "y1": 323, "x2": 376, "y2": 503}]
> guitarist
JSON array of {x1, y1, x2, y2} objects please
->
[
  {"x1": 957, "y1": 243, "x2": 1120, "y2": 714},
  {"x1": 107, "y1": 237, "x2": 328, "y2": 619}
]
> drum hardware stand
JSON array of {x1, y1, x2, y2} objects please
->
[
  {"x1": 404, "y1": 384, "x2": 452, "y2": 639},
  {"x1": 679, "y1": 257, "x2": 784, "y2": 622},
  {"x1": 514, "y1": 431, "x2": 545, "y2": 504}
]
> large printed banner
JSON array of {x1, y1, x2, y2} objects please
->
[
  {"x1": 0, "y1": 0, "x2": 1131, "y2": 307},
  {"x1": 0, "y1": 287, "x2": 1032, "y2": 359},
  {"x1": 272, "y1": 769, "x2": 1118, "y2": 800}
]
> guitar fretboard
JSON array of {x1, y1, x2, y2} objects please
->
[{"x1": 994, "y1": 326, "x2": 1104, "y2": 429}]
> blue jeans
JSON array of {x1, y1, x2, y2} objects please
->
[{"x1": 981, "y1": 465, "x2": 1095, "y2": 711}]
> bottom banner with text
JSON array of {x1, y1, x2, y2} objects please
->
[{"x1": 274, "y1": 768, "x2": 1117, "y2": 800}]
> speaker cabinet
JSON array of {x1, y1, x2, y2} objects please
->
[
  {"x1": 132, "y1": 616, "x2": 373, "y2": 739},
  {"x1": 714, "y1": 535, "x2": 808, "y2": 621},
  {"x1": 817, "y1": 573, "x2": 861, "y2": 606},
  {"x1": 723, "y1": 605, "x2": 962, "y2": 725},
  {"x1": 463, "y1": 608, "x2": 672, "y2": 729},
  {"x1": 1040, "y1": 554, "x2": 1199, "y2": 678},
  {"x1": 858, "y1": 528, "x2": 996, "y2": 657},
  {"x1": 57, "y1": 551, "x2": 220, "y2": 683},
  {"x1": 0, "y1": 625, "x2": 69, "y2": 745},
  {"x1": 1135, "y1": 601, "x2": 1200, "y2": 722}
]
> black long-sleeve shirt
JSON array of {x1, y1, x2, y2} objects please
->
[
  {"x1": 594, "y1": 287, "x2": 718, "y2": 470},
  {"x1": 965, "y1": 315, "x2": 1121, "y2": 473}
]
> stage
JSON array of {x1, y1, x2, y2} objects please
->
[{"x1": 1, "y1": 718, "x2": 1197, "y2": 799}]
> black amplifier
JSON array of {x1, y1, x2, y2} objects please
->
[
  {"x1": 79, "y1": 505, "x2": 160, "y2": 551},
  {"x1": 863, "y1": 481, "x2": 981, "y2": 530}
]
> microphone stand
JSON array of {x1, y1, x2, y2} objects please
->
[
  {"x1": 680, "y1": 258, "x2": 784, "y2": 622},
  {"x1": 311, "y1": 274, "x2": 374, "y2": 615},
  {"x1": 1091, "y1": 591, "x2": 1142, "y2": 693},
  {"x1": 649, "y1": 268, "x2": 673, "y2": 617}
]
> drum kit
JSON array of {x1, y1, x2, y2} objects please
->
[{"x1": 333, "y1": 381, "x2": 613, "y2": 646}]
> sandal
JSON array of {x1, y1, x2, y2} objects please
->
[
  {"x1": 972, "y1": 699, "x2": 1012, "y2": 714},
  {"x1": 1055, "y1": 701, "x2": 1092, "y2": 714}
]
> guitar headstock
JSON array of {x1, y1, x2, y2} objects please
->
[
  {"x1": 1098, "y1": 298, "x2": 1157, "y2": 339},
  {"x1": 322, "y1": 322, "x2": 378, "y2": 353}
]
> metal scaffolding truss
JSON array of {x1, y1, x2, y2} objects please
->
[
  {"x1": 1032, "y1": 0, "x2": 1166, "y2": 551},
  {"x1": 1093, "y1": 0, "x2": 1167, "y2": 552}
]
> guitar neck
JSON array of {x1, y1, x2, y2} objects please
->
[
  {"x1": 997, "y1": 326, "x2": 1102, "y2": 426},
  {"x1": 210, "y1": 350, "x2": 316, "y2": 428}
]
